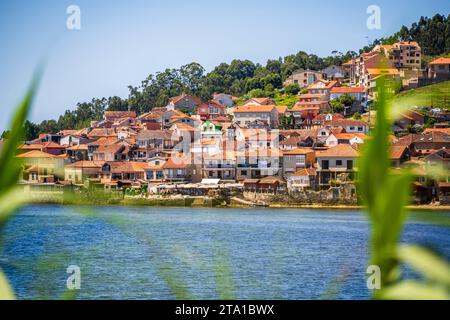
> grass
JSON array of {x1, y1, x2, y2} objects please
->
[
  {"x1": 394, "y1": 80, "x2": 450, "y2": 110},
  {"x1": 0, "y1": 70, "x2": 41, "y2": 299}
]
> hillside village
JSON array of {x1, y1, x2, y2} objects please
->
[{"x1": 6, "y1": 44, "x2": 450, "y2": 206}]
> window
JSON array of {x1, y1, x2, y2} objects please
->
[
  {"x1": 322, "y1": 160, "x2": 329, "y2": 170},
  {"x1": 347, "y1": 160, "x2": 353, "y2": 170},
  {"x1": 241, "y1": 170, "x2": 247, "y2": 175},
  {"x1": 349, "y1": 126, "x2": 355, "y2": 131},
  {"x1": 358, "y1": 127, "x2": 363, "y2": 131},
  {"x1": 336, "y1": 160, "x2": 342, "y2": 166}
]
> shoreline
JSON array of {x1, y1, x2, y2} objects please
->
[{"x1": 24, "y1": 196, "x2": 450, "y2": 212}]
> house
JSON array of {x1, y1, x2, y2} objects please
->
[
  {"x1": 311, "y1": 113, "x2": 344, "y2": 127},
  {"x1": 428, "y1": 57, "x2": 450, "y2": 80},
  {"x1": 104, "y1": 111, "x2": 137, "y2": 122},
  {"x1": 305, "y1": 79, "x2": 339, "y2": 96},
  {"x1": 18, "y1": 150, "x2": 66, "y2": 183},
  {"x1": 366, "y1": 68, "x2": 401, "y2": 93},
  {"x1": 243, "y1": 176, "x2": 285, "y2": 192},
  {"x1": 395, "y1": 110, "x2": 425, "y2": 129},
  {"x1": 395, "y1": 132, "x2": 450, "y2": 156},
  {"x1": 64, "y1": 160, "x2": 106, "y2": 185},
  {"x1": 242, "y1": 97, "x2": 275, "y2": 106},
  {"x1": 18, "y1": 142, "x2": 66, "y2": 155},
  {"x1": 202, "y1": 151, "x2": 237, "y2": 181},
  {"x1": 87, "y1": 128, "x2": 117, "y2": 139},
  {"x1": 389, "y1": 145, "x2": 411, "y2": 167},
  {"x1": 424, "y1": 149, "x2": 450, "y2": 170},
  {"x1": 297, "y1": 93, "x2": 328, "y2": 103},
  {"x1": 162, "y1": 155, "x2": 199, "y2": 182},
  {"x1": 283, "y1": 69, "x2": 325, "y2": 88},
  {"x1": 236, "y1": 148, "x2": 281, "y2": 180},
  {"x1": 372, "y1": 41, "x2": 421, "y2": 70},
  {"x1": 66, "y1": 144, "x2": 89, "y2": 161},
  {"x1": 166, "y1": 94, "x2": 201, "y2": 113},
  {"x1": 144, "y1": 157, "x2": 167, "y2": 182},
  {"x1": 212, "y1": 93, "x2": 236, "y2": 107},
  {"x1": 342, "y1": 60, "x2": 355, "y2": 79},
  {"x1": 201, "y1": 121, "x2": 223, "y2": 140},
  {"x1": 92, "y1": 144, "x2": 128, "y2": 161},
  {"x1": 110, "y1": 162, "x2": 148, "y2": 182},
  {"x1": 287, "y1": 168, "x2": 317, "y2": 191},
  {"x1": 322, "y1": 65, "x2": 345, "y2": 80},
  {"x1": 282, "y1": 148, "x2": 315, "y2": 177},
  {"x1": 197, "y1": 100, "x2": 226, "y2": 120},
  {"x1": 233, "y1": 105, "x2": 279, "y2": 129},
  {"x1": 324, "y1": 132, "x2": 368, "y2": 147},
  {"x1": 329, "y1": 86, "x2": 369, "y2": 112},
  {"x1": 315, "y1": 144, "x2": 359, "y2": 188},
  {"x1": 325, "y1": 119, "x2": 369, "y2": 134},
  {"x1": 352, "y1": 51, "x2": 392, "y2": 86}
]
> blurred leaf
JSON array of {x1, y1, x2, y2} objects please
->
[
  {"x1": 380, "y1": 280, "x2": 449, "y2": 300},
  {"x1": 0, "y1": 70, "x2": 41, "y2": 193},
  {"x1": 214, "y1": 247, "x2": 234, "y2": 300},
  {"x1": 0, "y1": 270, "x2": 15, "y2": 300},
  {"x1": 398, "y1": 245, "x2": 450, "y2": 286}
]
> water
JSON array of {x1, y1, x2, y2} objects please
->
[{"x1": 1, "y1": 205, "x2": 449, "y2": 300}]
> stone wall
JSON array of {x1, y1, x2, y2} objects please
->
[{"x1": 243, "y1": 184, "x2": 358, "y2": 205}]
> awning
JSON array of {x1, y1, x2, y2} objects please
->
[{"x1": 201, "y1": 178, "x2": 220, "y2": 185}]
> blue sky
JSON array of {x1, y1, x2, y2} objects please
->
[{"x1": 0, "y1": 0, "x2": 448, "y2": 132}]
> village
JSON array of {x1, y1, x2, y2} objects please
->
[{"x1": 8, "y1": 42, "x2": 450, "y2": 207}]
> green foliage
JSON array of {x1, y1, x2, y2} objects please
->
[
  {"x1": 358, "y1": 77, "x2": 450, "y2": 299},
  {"x1": 273, "y1": 94, "x2": 298, "y2": 108},
  {"x1": 353, "y1": 112, "x2": 362, "y2": 120},
  {"x1": 284, "y1": 84, "x2": 300, "y2": 95},
  {"x1": 394, "y1": 81, "x2": 450, "y2": 110},
  {"x1": 330, "y1": 94, "x2": 355, "y2": 114}
]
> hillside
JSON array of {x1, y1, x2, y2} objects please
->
[{"x1": 394, "y1": 81, "x2": 450, "y2": 110}]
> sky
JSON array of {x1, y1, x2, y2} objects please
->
[{"x1": 0, "y1": 0, "x2": 449, "y2": 132}]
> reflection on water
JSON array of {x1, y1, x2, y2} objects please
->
[{"x1": 1, "y1": 205, "x2": 449, "y2": 299}]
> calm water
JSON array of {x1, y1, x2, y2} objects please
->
[{"x1": 1, "y1": 205, "x2": 449, "y2": 300}]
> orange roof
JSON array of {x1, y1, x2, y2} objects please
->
[
  {"x1": 423, "y1": 128, "x2": 450, "y2": 135},
  {"x1": 16, "y1": 150, "x2": 55, "y2": 158},
  {"x1": 316, "y1": 144, "x2": 359, "y2": 158},
  {"x1": 429, "y1": 57, "x2": 450, "y2": 65},
  {"x1": 19, "y1": 143, "x2": 43, "y2": 150},
  {"x1": 42, "y1": 141, "x2": 64, "y2": 148},
  {"x1": 162, "y1": 156, "x2": 190, "y2": 169},
  {"x1": 292, "y1": 168, "x2": 316, "y2": 177},
  {"x1": 104, "y1": 111, "x2": 137, "y2": 118},
  {"x1": 342, "y1": 60, "x2": 354, "y2": 66},
  {"x1": 275, "y1": 105, "x2": 288, "y2": 114},
  {"x1": 367, "y1": 68, "x2": 400, "y2": 76},
  {"x1": 112, "y1": 162, "x2": 148, "y2": 173},
  {"x1": 390, "y1": 145, "x2": 408, "y2": 160},
  {"x1": 330, "y1": 87, "x2": 368, "y2": 94},
  {"x1": 335, "y1": 133, "x2": 369, "y2": 140},
  {"x1": 234, "y1": 105, "x2": 276, "y2": 113},
  {"x1": 282, "y1": 148, "x2": 315, "y2": 155},
  {"x1": 298, "y1": 93, "x2": 327, "y2": 99},
  {"x1": 65, "y1": 161, "x2": 105, "y2": 168}
]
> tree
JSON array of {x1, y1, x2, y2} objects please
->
[
  {"x1": 353, "y1": 112, "x2": 362, "y2": 120},
  {"x1": 1, "y1": 130, "x2": 10, "y2": 139},
  {"x1": 24, "y1": 120, "x2": 40, "y2": 141},
  {"x1": 284, "y1": 84, "x2": 300, "y2": 95},
  {"x1": 330, "y1": 100, "x2": 345, "y2": 113}
]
